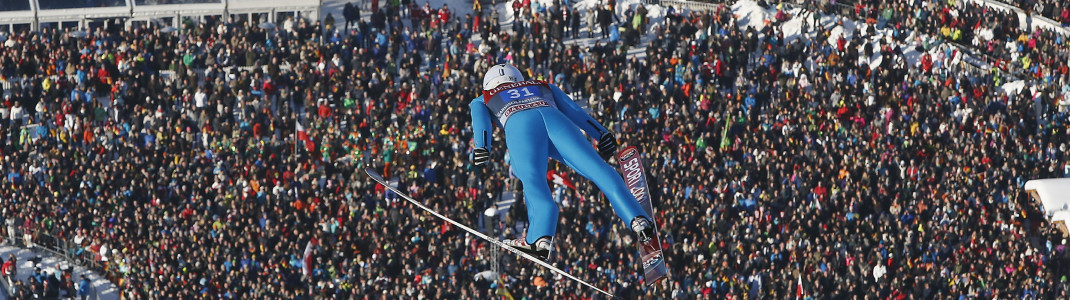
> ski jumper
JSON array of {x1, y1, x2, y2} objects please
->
[{"x1": 470, "y1": 80, "x2": 652, "y2": 244}]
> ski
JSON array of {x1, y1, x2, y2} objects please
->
[
  {"x1": 617, "y1": 146, "x2": 669, "y2": 286},
  {"x1": 364, "y1": 168, "x2": 616, "y2": 298}
]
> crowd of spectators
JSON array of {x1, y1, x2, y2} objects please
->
[
  {"x1": 845, "y1": 0, "x2": 1069, "y2": 81},
  {"x1": 993, "y1": 0, "x2": 1069, "y2": 25},
  {"x1": 0, "y1": 0, "x2": 1068, "y2": 298}
]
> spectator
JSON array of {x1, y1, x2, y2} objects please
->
[
  {"x1": 597, "y1": 4, "x2": 615, "y2": 39},
  {"x1": 77, "y1": 275, "x2": 89, "y2": 300},
  {"x1": 344, "y1": 2, "x2": 359, "y2": 30},
  {"x1": 2, "y1": 255, "x2": 15, "y2": 292}
]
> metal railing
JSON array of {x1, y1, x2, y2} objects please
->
[
  {"x1": 1, "y1": 225, "x2": 118, "y2": 299},
  {"x1": 656, "y1": 0, "x2": 727, "y2": 12},
  {"x1": 0, "y1": 0, "x2": 319, "y2": 32}
]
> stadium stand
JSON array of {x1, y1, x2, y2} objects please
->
[{"x1": 0, "y1": 0, "x2": 1068, "y2": 298}]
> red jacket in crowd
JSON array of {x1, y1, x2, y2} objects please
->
[{"x1": 1, "y1": 260, "x2": 13, "y2": 277}]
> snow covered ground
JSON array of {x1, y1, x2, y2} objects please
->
[
  {"x1": 1002, "y1": 80, "x2": 1028, "y2": 95},
  {"x1": 0, "y1": 244, "x2": 117, "y2": 300},
  {"x1": 732, "y1": 0, "x2": 774, "y2": 31}
]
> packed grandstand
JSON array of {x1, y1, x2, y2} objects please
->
[{"x1": 0, "y1": 0, "x2": 1069, "y2": 298}]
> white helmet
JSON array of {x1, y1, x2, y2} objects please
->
[{"x1": 483, "y1": 64, "x2": 525, "y2": 90}]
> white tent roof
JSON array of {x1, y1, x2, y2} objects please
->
[
  {"x1": 1024, "y1": 178, "x2": 1070, "y2": 217},
  {"x1": 1054, "y1": 211, "x2": 1070, "y2": 225},
  {"x1": 1025, "y1": 178, "x2": 1070, "y2": 237}
]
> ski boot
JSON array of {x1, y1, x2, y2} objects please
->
[{"x1": 502, "y1": 236, "x2": 553, "y2": 260}]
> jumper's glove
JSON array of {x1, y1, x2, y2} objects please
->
[
  {"x1": 473, "y1": 147, "x2": 491, "y2": 166},
  {"x1": 598, "y1": 132, "x2": 618, "y2": 160}
]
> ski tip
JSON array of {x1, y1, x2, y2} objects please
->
[
  {"x1": 616, "y1": 146, "x2": 639, "y2": 161},
  {"x1": 364, "y1": 168, "x2": 382, "y2": 179},
  {"x1": 364, "y1": 168, "x2": 389, "y2": 185}
]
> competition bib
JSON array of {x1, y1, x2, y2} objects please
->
[{"x1": 483, "y1": 80, "x2": 557, "y2": 125}]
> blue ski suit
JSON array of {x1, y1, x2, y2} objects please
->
[{"x1": 470, "y1": 80, "x2": 651, "y2": 244}]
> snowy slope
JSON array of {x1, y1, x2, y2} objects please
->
[
  {"x1": 1001, "y1": 80, "x2": 1028, "y2": 95},
  {"x1": 732, "y1": 0, "x2": 774, "y2": 31}
]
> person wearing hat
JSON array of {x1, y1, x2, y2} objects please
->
[{"x1": 470, "y1": 64, "x2": 655, "y2": 259}]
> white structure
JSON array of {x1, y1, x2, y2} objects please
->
[
  {"x1": 228, "y1": 0, "x2": 320, "y2": 24},
  {"x1": 1024, "y1": 178, "x2": 1070, "y2": 236},
  {"x1": 0, "y1": 0, "x2": 320, "y2": 32},
  {"x1": 129, "y1": 0, "x2": 228, "y2": 29},
  {"x1": 0, "y1": 1, "x2": 38, "y2": 33}
]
